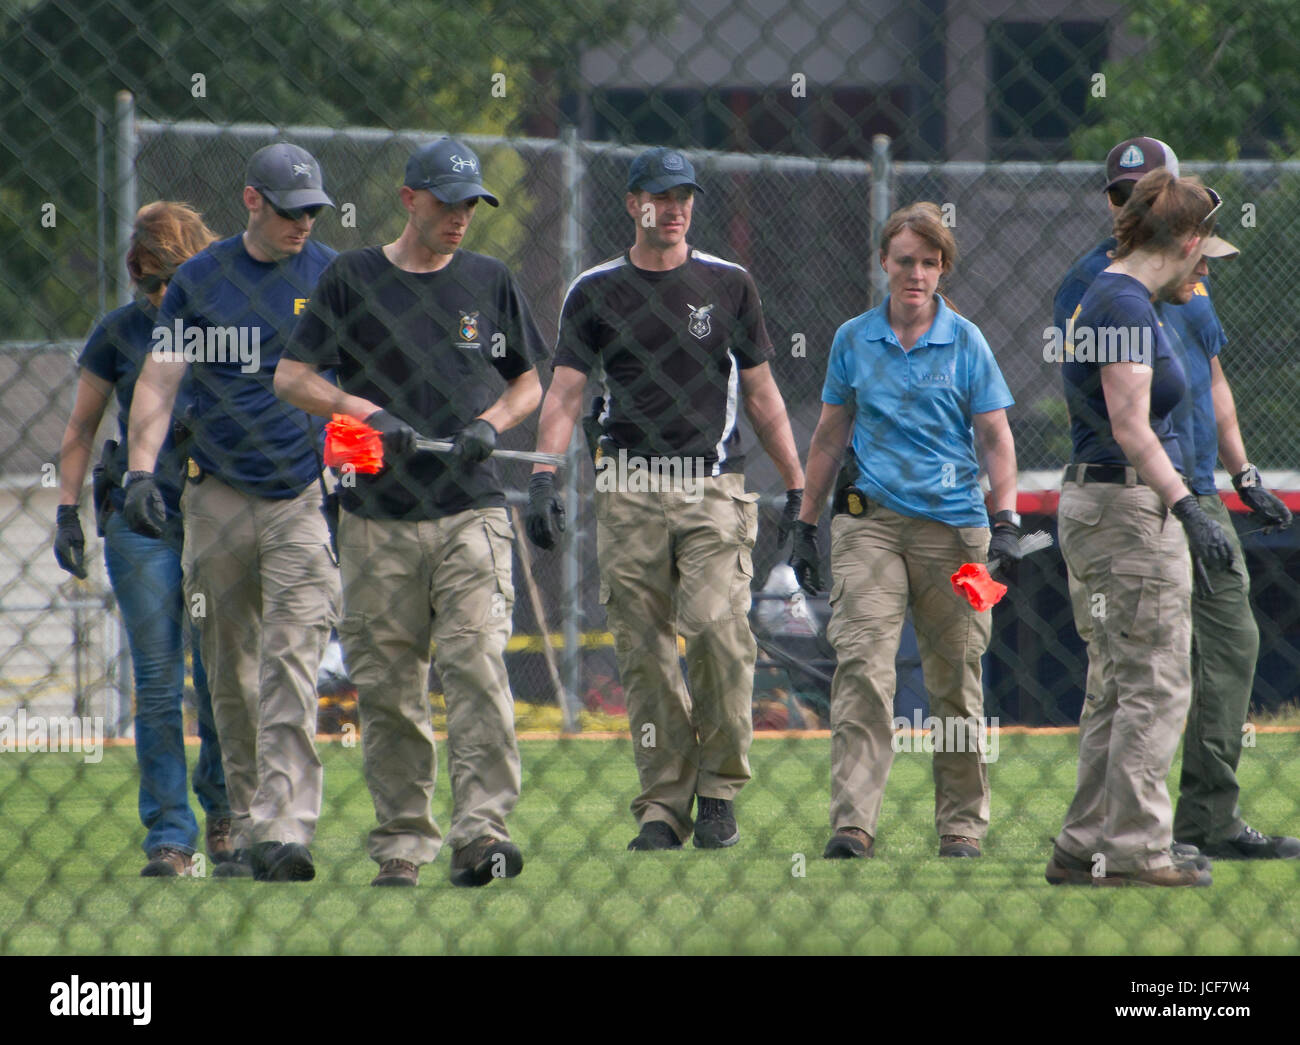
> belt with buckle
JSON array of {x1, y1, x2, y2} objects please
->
[{"x1": 1065, "y1": 463, "x2": 1145, "y2": 486}]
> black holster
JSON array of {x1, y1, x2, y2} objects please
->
[
  {"x1": 831, "y1": 455, "x2": 869, "y2": 517},
  {"x1": 91, "y1": 438, "x2": 121, "y2": 537}
]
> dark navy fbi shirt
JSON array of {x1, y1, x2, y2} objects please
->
[
  {"x1": 1056, "y1": 237, "x2": 1224, "y2": 491},
  {"x1": 78, "y1": 300, "x2": 190, "y2": 517},
  {"x1": 156, "y1": 235, "x2": 337, "y2": 498},
  {"x1": 284, "y1": 246, "x2": 549, "y2": 520},
  {"x1": 1060, "y1": 269, "x2": 1187, "y2": 472}
]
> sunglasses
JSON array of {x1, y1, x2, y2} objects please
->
[
  {"x1": 262, "y1": 194, "x2": 324, "y2": 222},
  {"x1": 1200, "y1": 186, "x2": 1223, "y2": 229}
]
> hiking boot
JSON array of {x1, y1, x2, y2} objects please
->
[
  {"x1": 1199, "y1": 825, "x2": 1300, "y2": 861},
  {"x1": 251, "y1": 841, "x2": 315, "y2": 882},
  {"x1": 1045, "y1": 844, "x2": 1094, "y2": 885},
  {"x1": 206, "y1": 816, "x2": 234, "y2": 862},
  {"x1": 449, "y1": 837, "x2": 523, "y2": 887},
  {"x1": 1171, "y1": 843, "x2": 1212, "y2": 872},
  {"x1": 371, "y1": 858, "x2": 419, "y2": 887},
  {"x1": 939, "y1": 834, "x2": 981, "y2": 858},
  {"x1": 1093, "y1": 864, "x2": 1212, "y2": 888},
  {"x1": 627, "y1": 821, "x2": 683, "y2": 851},
  {"x1": 823, "y1": 827, "x2": 874, "y2": 859},
  {"x1": 212, "y1": 848, "x2": 253, "y2": 878},
  {"x1": 141, "y1": 846, "x2": 192, "y2": 877},
  {"x1": 693, "y1": 796, "x2": 739, "y2": 849}
]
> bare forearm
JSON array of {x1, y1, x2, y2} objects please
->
[
  {"x1": 1212, "y1": 378, "x2": 1249, "y2": 474},
  {"x1": 479, "y1": 370, "x2": 542, "y2": 437},
  {"x1": 798, "y1": 408, "x2": 853, "y2": 524},
  {"x1": 127, "y1": 357, "x2": 185, "y2": 472},
  {"x1": 273, "y1": 359, "x2": 377, "y2": 420},
  {"x1": 983, "y1": 433, "x2": 1018, "y2": 516},
  {"x1": 1113, "y1": 420, "x2": 1190, "y2": 506},
  {"x1": 532, "y1": 366, "x2": 585, "y2": 473},
  {"x1": 742, "y1": 370, "x2": 804, "y2": 489}
]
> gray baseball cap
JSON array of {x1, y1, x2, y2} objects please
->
[
  {"x1": 404, "y1": 138, "x2": 500, "y2": 207},
  {"x1": 627, "y1": 147, "x2": 703, "y2": 194},
  {"x1": 245, "y1": 143, "x2": 334, "y2": 210}
]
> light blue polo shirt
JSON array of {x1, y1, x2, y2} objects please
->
[{"x1": 822, "y1": 295, "x2": 1014, "y2": 527}]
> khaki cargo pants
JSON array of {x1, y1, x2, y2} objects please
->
[
  {"x1": 337, "y1": 506, "x2": 520, "y2": 866},
  {"x1": 181, "y1": 476, "x2": 339, "y2": 848},
  {"x1": 827, "y1": 506, "x2": 992, "y2": 841},
  {"x1": 596, "y1": 470, "x2": 759, "y2": 842},
  {"x1": 1055, "y1": 480, "x2": 1193, "y2": 873},
  {"x1": 1068, "y1": 492, "x2": 1257, "y2": 848}
]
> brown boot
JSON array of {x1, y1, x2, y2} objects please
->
[
  {"x1": 939, "y1": 835, "x2": 981, "y2": 858},
  {"x1": 206, "y1": 816, "x2": 234, "y2": 862},
  {"x1": 141, "y1": 846, "x2": 192, "y2": 877},
  {"x1": 371, "y1": 858, "x2": 419, "y2": 887},
  {"x1": 823, "y1": 827, "x2": 873, "y2": 859},
  {"x1": 1093, "y1": 864, "x2": 1212, "y2": 888}
]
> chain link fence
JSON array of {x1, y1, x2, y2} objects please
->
[{"x1": 2, "y1": 0, "x2": 1299, "y2": 958}]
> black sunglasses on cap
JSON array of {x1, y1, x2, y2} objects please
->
[{"x1": 261, "y1": 193, "x2": 324, "y2": 222}]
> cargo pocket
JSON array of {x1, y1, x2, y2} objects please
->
[
  {"x1": 1108, "y1": 555, "x2": 1190, "y2": 653},
  {"x1": 480, "y1": 510, "x2": 516, "y2": 613},
  {"x1": 731, "y1": 490, "x2": 760, "y2": 548}
]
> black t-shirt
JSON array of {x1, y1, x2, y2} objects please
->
[
  {"x1": 284, "y1": 246, "x2": 548, "y2": 520},
  {"x1": 552, "y1": 248, "x2": 774, "y2": 474}
]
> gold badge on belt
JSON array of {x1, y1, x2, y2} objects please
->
[
  {"x1": 847, "y1": 491, "x2": 865, "y2": 516},
  {"x1": 187, "y1": 458, "x2": 201, "y2": 479}
]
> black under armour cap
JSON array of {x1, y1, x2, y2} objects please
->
[
  {"x1": 245, "y1": 143, "x2": 334, "y2": 210},
  {"x1": 627, "y1": 147, "x2": 703, "y2": 194},
  {"x1": 404, "y1": 138, "x2": 500, "y2": 207}
]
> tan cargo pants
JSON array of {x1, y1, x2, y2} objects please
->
[
  {"x1": 827, "y1": 506, "x2": 992, "y2": 841},
  {"x1": 181, "y1": 476, "x2": 339, "y2": 848},
  {"x1": 595, "y1": 469, "x2": 759, "y2": 842},
  {"x1": 337, "y1": 506, "x2": 520, "y2": 866},
  {"x1": 1055, "y1": 480, "x2": 1193, "y2": 872}
]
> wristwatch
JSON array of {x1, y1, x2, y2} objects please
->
[{"x1": 992, "y1": 509, "x2": 1021, "y2": 528}]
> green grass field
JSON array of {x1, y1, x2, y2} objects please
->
[{"x1": 2, "y1": 734, "x2": 1298, "y2": 955}]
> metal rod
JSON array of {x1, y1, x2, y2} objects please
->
[{"x1": 412, "y1": 437, "x2": 564, "y2": 467}]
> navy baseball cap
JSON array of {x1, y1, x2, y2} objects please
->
[
  {"x1": 626, "y1": 147, "x2": 703, "y2": 194},
  {"x1": 404, "y1": 138, "x2": 500, "y2": 207},
  {"x1": 1105, "y1": 137, "x2": 1180, "y2": 191},
  {"x1": 246, "y1": 143, "x2": 334, "y2": 210}
]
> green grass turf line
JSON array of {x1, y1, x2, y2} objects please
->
[{"x1": 1, "y1": 735, "x2": 1298, "y2": 955}]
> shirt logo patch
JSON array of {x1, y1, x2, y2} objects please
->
[
  {"x1": 916, "y1": 364, "x2": 955, "y2": 387},
  {"x1": 458, "y1": 311, "x2": 480, "y2": 345},
  {"x1": 686, "y1": 302, "x2": 713, "y2": 340},
  {"x1": 1119, "y1": 145, "x2": 1145, "y2": 168}
]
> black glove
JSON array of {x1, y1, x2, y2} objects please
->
[
  {"x1": 777, "y1": 488, "x2": 803, "y2": 549},
  {"x1": 526, "y1": 472, "x2": 566, "y2": 550},
  {"x1": 54, "y1": 505, "x2": 87, "y2": 579},
  {"x1": 1233, "y1": 464, "x2": 1292, "y2": 531},
  {"x1": 122, "y1": 471, "x2": 166, "y2": 539},
  {"x1": 451, "y1": 418, "x2": 497, "y2": 465},
  {"x1": 987, "y1": 519, "x2": 1023, "y2": 574},
  {"x1": 1171, "y1": 495, "x2": 1235, "y2": 573},
  {"x1": 789, "y1": 521, "x2": 822, "y2": 596},
  {"x1": 365, "y1": 409, "x2": 417, "y2": 459}
]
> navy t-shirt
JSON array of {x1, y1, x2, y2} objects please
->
[
  {"x1": 284, "y1": 246, "x2": 549, "y2": 520},
  {"x1": 1061, "y1": 270, "x2": 1187, "y2": 472},
  {"x1": 1158, "y1": 288, "x2": 1227, "y2": 495},
  {"x1": 156, "y1": 235, "x2": 336, "y2": 498},
  {"x1": 77, "y1": 300, "x2": 189, "y2": 517}
]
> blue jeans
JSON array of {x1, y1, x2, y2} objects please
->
[{"x1": 104, "y1": 511, "x2": 229, "y2": 855}]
